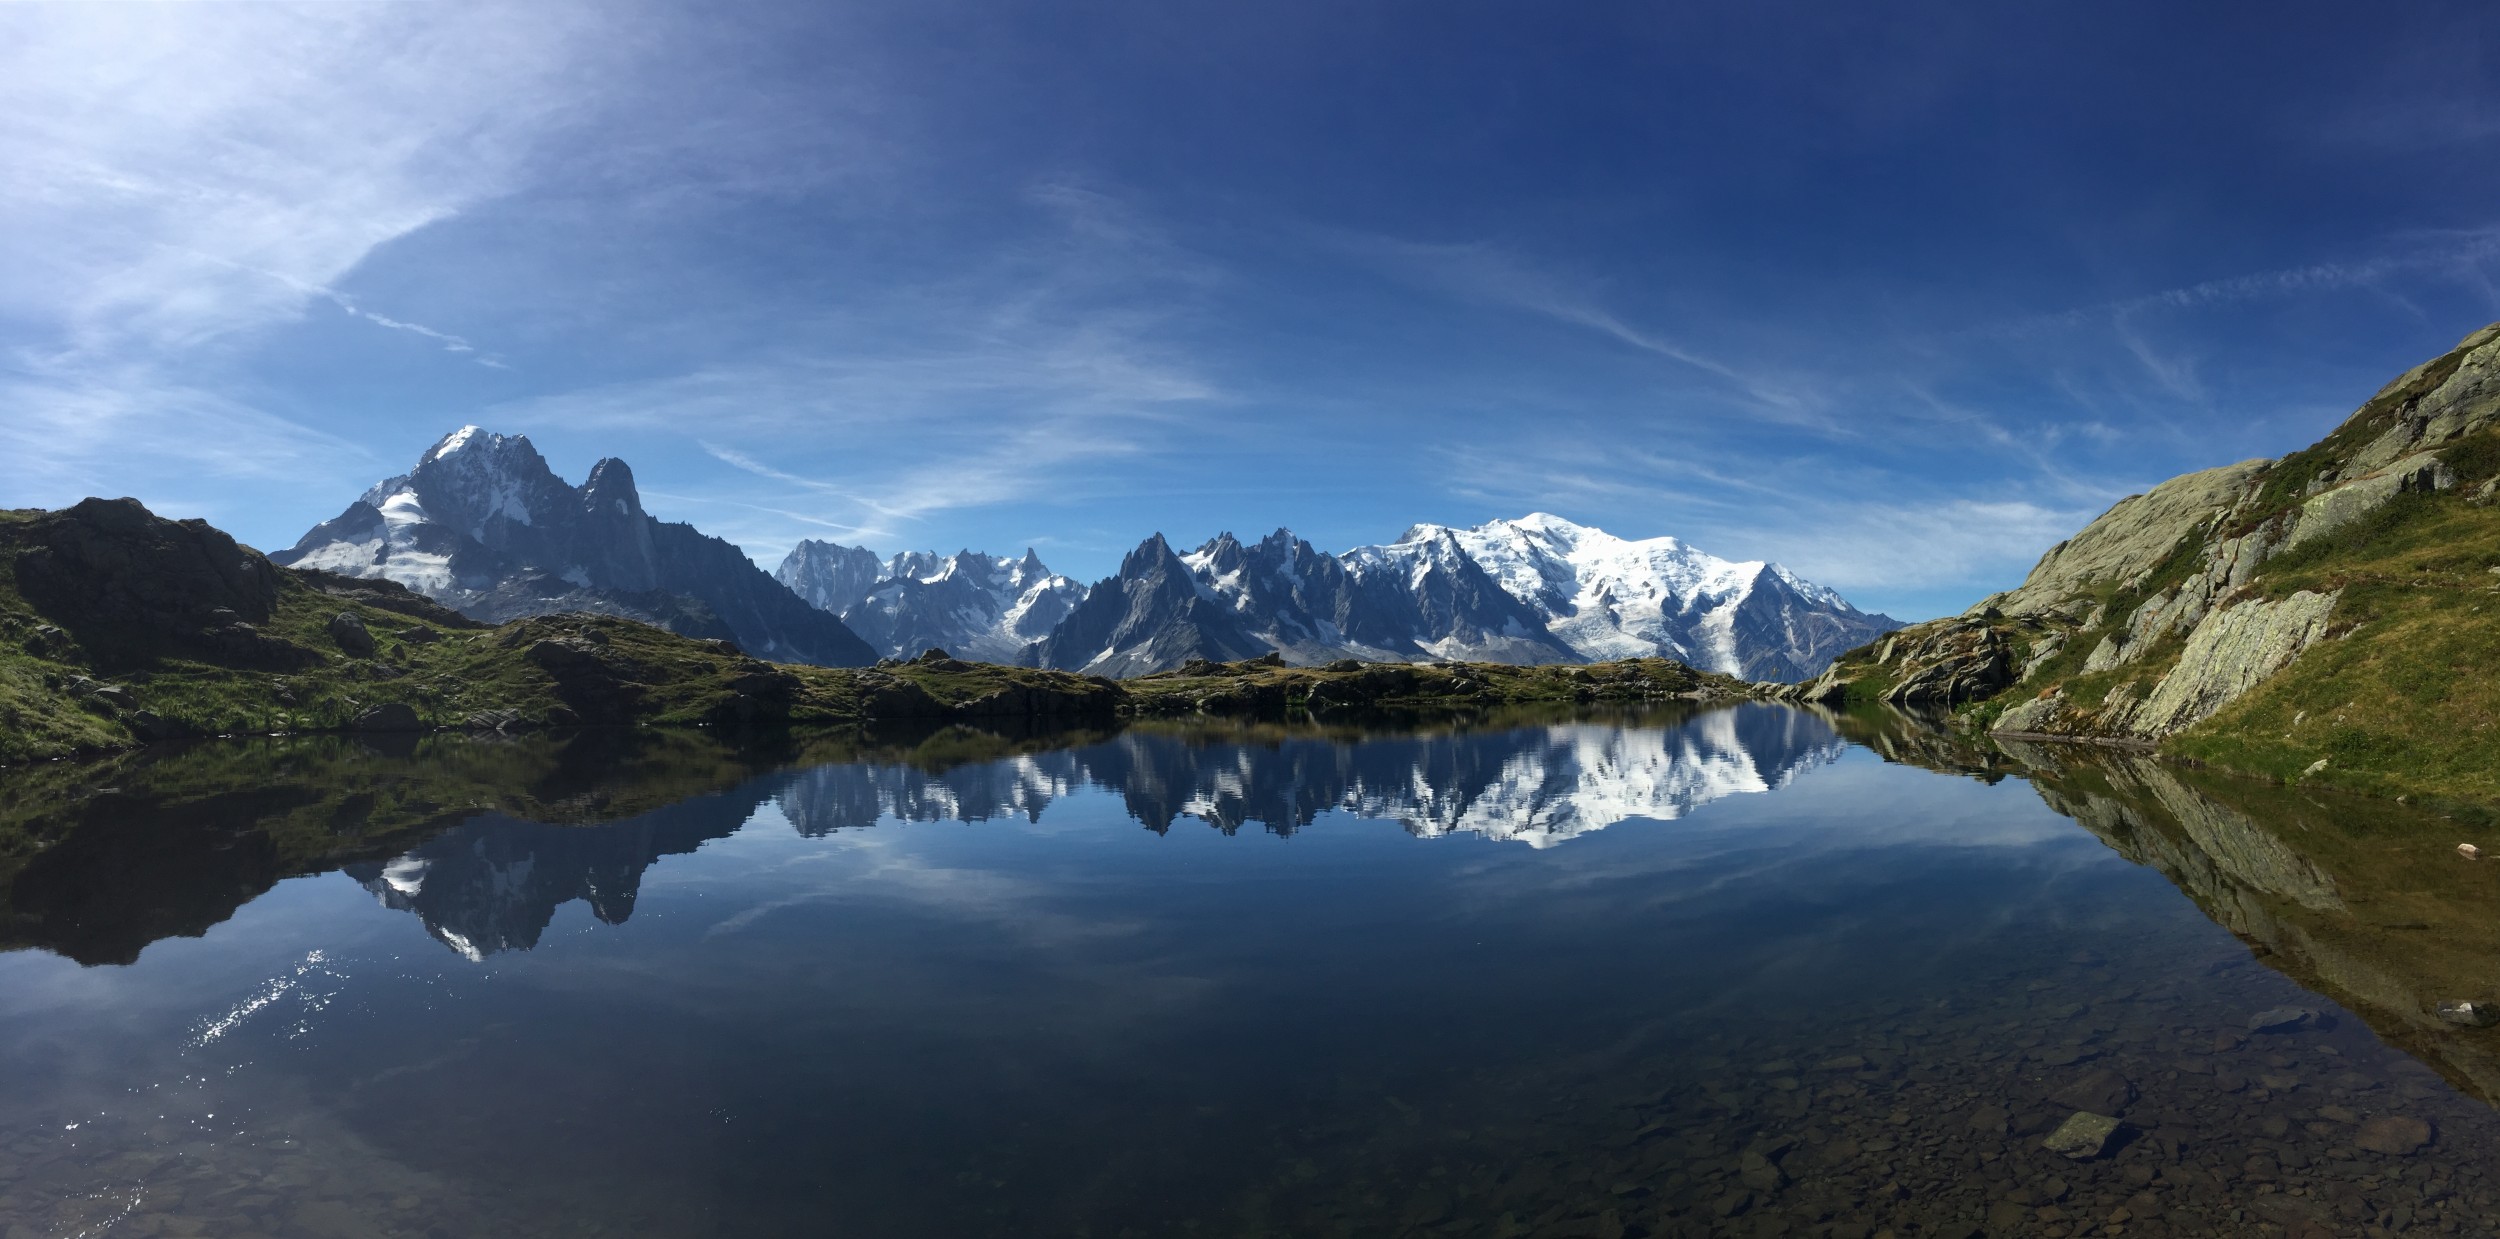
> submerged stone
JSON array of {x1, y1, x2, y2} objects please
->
[
  {"x1": 2354, "y1": 1115, "x2": 2433, "y2": 1156},
  {"x1": 2248, "y1": 1006, "x2": 2319, "y2": 1033},
  {"x1": 2041, "y1": 1111, "x2": 2122, "y2": 1160}
]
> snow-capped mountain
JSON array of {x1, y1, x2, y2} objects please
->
[
  {"x1": 1337, "y1": 525, "x2": 1588, "y2": 664},
  {"x1": 1354, "y1": 513, "x2": 1899, "y2": 681},
  {"x1": 1026, "y1": 527, "x2": 1579, "y2": 675},
  {"x1": 274, "y1": 428, "x2": 875, "y2": 666},
  {"x1": 1027, "y1": 516, "x2": 1880, "y2": 679},
  {"x1": 775, "y1": 542, "x2": 1084, "y2": 662},
  {"x1": 1026, "y1": 534, "x2": 1273, "y2": 675}
]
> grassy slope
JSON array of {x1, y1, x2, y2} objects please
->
[
  {"x1": 1818, "y1": 323, "x2": 2500, "y2": 811},
  {"x1": 0, "y1": 552, "x2": 1119, "y2": 765},
  {"x1": 1812, "y1": 384, "x2": 2500, "y2": 811},
  {"x1": 1121, "y1": 655, "x2": 1747, "y2": 716},
  {"x1": 2166, "y1": 438, "x2": 2500, "y2": 812}
]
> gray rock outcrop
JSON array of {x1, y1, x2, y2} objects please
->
[{"x1": 2125, "y1": 590, "x2": 2339, "y2": 737}]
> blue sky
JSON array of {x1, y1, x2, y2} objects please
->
[{"x1": 6, "y1": 1, "x2": 2499, "y2": 619}]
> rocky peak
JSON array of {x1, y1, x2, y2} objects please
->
[
  {"x1": 279, "y1": 431, "x2": 876, "y2": 667},
  {"x1": 579, "y1": 458, "x2": 645, "y2": 521},
  {"x1": 1190, "y1": 532, "x2": 1249, "y2": 578},
  {"x1": 774, "y1": 540, "x2": 886, "y2": 613},
  {"x1": 1119, "y1": 533, "x2": 1182, "y2": 579}
]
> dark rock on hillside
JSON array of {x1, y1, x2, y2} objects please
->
[
  {"x1": 10, "y1": 497, "x2": 317, "y2": 671},
  {"x1": 291, "y1": 568, "x2": 484, "y2": 629},
  {"x1": 351, "y1": 702, "x2": 423, "y2": 732},
  {"x1": 328, "y1": 612, "x2": 375, "y2": 657},
  {"x1": 514, "y1": 630, "x2": 653, "y2": 725}
]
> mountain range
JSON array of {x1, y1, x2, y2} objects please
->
[
  {"x1": 776, "y1": 542, "x2": 1084, "y2": 664},
  {"x1": 274, "y1": 427, "x2": 1897, "y2": 679},
  {"x1": 789, "y1": 519, "x2": 1898, "y2": 678}
]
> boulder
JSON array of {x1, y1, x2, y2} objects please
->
[
  {"x1": 350, "y1": 703, "x2": 423, "y2": 732},
  {"x1": 2247, "y1": 1006, "x2": 2320, "y2": 1033},
  {"x1": 122, "y1": 710, "x2": 184, "y2": 742},
  {"x1": 327, "y1": 612, "x2": 375, "y2": 657}
]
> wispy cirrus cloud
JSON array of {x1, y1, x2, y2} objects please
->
[
  {"x1": 497, "y1": 180, "x2": 1223, "y2": 548},
  {"x1": 1995, "y1": 225, "x2": 2500, "y2": 339},
  {"x1": 1318, "y1": 232, "x2": 1841, "y2": 429},
  {"x1": 0, "y1": 3, "x2": 597, "y2": 509}
]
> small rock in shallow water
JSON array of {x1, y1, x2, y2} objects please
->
[
  {"x1": 2354, "y1": 1115, "x2": 2432, "y2": 1155},
  {"x1": 2042, "y1": 1112, "x2": 2122, "y2": 1160},
  {"x1": 2248, "y1": 1006, "x2": 2319, "y2": 1033},
  {"x1": 2437, "y1": 1000, "x2": 2500, "y2": 1027}
]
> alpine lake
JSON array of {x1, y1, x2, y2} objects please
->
[{"x1": 1, "y1": 704, "x2": 2496, "y2": 1239}]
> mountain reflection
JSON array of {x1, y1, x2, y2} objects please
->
[
  {"x1": 778, "y1": 704, "x2": 1843, "y2": 843},
  {"x1": 351, "y1": 704, "x2": 1842, "y2": 959},
  {"x1": 342, "y1": 788, "x2": 767, "y2": 960}
]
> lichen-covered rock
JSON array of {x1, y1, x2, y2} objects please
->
[
  {"x1": 1973, "y1": 461, "x2": 2268, "y2": 619},
  {"x1": 2129, "y1": 590, "x2": 2339, "y2": 737},
  {"x1": 1877, "y1": 622, "x2": 2013, "y2": 707},
  {"x1": 2282, "y1": 450, "x2": 2456, "y2": 551}
]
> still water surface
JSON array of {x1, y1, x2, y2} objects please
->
[{"x1": 0, "y1": 706, "x2": 2495, "y2": 1237}]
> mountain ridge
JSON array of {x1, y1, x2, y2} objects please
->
[
  {"x1": 816, "y1": 516, "x2": 1893, "y2": 680},
  {"x1": 775, "y1": 542, "x2": 1081, "y2": 663},
  {"x1": 275, "y1": 428, "x2": 875, "y2": 666}
]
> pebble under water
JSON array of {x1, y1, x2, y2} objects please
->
[{"x1": 0, "y1": 705, "x2": 2495, "y2": 1238}]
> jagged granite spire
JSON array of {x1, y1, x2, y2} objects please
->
[{"x1": 275, "y1": 429, "x2": 875, "y2": 666}]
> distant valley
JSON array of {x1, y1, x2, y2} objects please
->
[{"x1": 273, "y1": 427, "x2": 1900, "y2": 681}]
